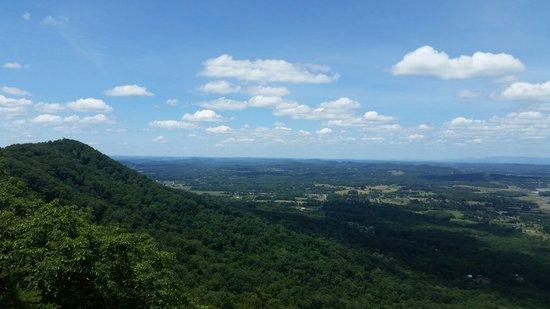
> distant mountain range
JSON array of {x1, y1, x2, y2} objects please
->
[
  {"x1": 455, "y1": 156, "x2": 550, "y2": 165},
  {"x1": 114, "y1": 155, "x2": 550, "y2": 166}
]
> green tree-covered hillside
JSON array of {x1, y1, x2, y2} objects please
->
[{"x1": 1, "y1": 139, "x2": 548, "y2": 307}]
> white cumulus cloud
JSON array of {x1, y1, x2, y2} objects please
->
[
  {"x1": 0, "y1": 95, "x2": 31, "y2": 117},
  {"x1": 31, "y1": 113, "x2": 112, "y2": 126},
  {"x1": 104, "y1": 85, "x2": 154, "y2": 97},
  {"x1": 2, "y1": 86, "x2": 30, "y2": 96},
  {"x1": 392, "y1": 45, "x2": 524, "y2": 79},
  {"x1": 182, "y1": 109, "x2": 222, "y2": 122},
  {"x1": 449, "y1": 117, "x2": 480, "y2": 126},
  {"x1": 248, "y1": 96, "x2": 363, "y2": 121},
  {"x1": 442, "y1": 110, "x2": 550, "y2": 142},
  {"x1": 149, "y1": 120, "x2": 196, "y2": 129},
  {"x1": 199, "y1": 80, "x2": 241, "y2": 94},
  {"x1": 498, "y1": 81, "x2": 550, "y2": 102},
  {"x1": 166, "y1": 98, "x2": 179, "y2": 106},
  {"x1": 316, "y1": 127, "x2": 333, "y2": 135},
  {"x1": 417, "y1": 124, "x2": 432, "y2": 130},
  {"x1": 80, "y1": 114, "x2": 112, "y2": 124},
  {"x1": 200, "y1": 54, "x2": 339, "y2": 83},
  {"x1": 67, "y1": 98, "x2": 113, "y2": 113},
  {"x1": 310, "y1": 97, "x2": 360, "y2": 120},
  {"x1": 0, "y1": 107, "x2": 26, "y2": 117},
  {"x1": 326, "y1": 110, "x2": 395, "y2": 127},
  {"x1": 363, "y1": 111, "x2": 395, "y2": 122},
  {"x1": 248, "y1": 95, "x2": 285, "y2": 108},
  {"x1": 3, "y1": 62, "x2": 24, "y2": 69},
  {"x1": 206, "y1": 125, "x2": 232, "y2": 134},
  {"x1": 0, "y1": 95, "x2": 31, "y2": 108},
  {"x1": 32, "y1": 114, "x2": 62, "y2": 124}
]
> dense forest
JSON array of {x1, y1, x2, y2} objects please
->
[{"x1": 1, "y1": 139, "x2": 549, "y2": 307}]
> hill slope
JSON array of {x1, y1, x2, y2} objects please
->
[{"x1": 1, "y1": 139, "x2": 548, "y2": 307}]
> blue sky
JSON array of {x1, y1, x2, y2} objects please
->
[{"x1": 1, "y1": 0, "x2": 549, "y2": 159}]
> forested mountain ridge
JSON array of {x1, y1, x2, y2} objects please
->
[
  {"x1": 1, "y1": 139, "x2": 549, "y2": 307},
  {"x1": 0, "y1": 139, "x2": 206, "y2": 226}
]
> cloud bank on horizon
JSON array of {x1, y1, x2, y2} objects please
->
[{"x1": 1, "y1": 1, "x2": 548, "y2": 159}]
